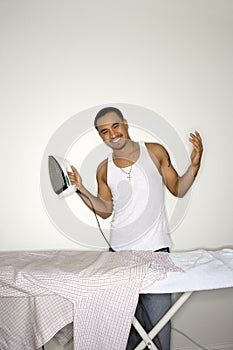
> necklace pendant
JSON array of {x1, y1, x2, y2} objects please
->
[{"x1": 119, "y1": 163, "x2": 133, "y2": 181}]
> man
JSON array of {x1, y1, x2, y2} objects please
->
[{"x1": 68, "y1": 107, "x2": 203, "y2": 349}]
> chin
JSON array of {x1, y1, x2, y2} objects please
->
[{"x1": 111, "y1": 141, "x2": 127, "y2": 150}]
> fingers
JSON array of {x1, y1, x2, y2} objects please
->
[
  {"x1": 189, "y1": 130, "x2": 203, "y2": 153},
  {"x1": 70, "y1": 165, "x2": 79, "y2": 177},
  {"x1": 67, "y1": 165, "x2": 81, "y2": 189},
  {"x1": 67, "y1": 171, "x2": 76, "y2": 185}
]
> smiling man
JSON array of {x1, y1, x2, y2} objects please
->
[{"x1": 68, "y1": 106, "x2": 203, "y2": 349}]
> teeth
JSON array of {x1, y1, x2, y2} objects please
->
[{"x1": 112, "y1": 137, "x2": 121, "y2": 143}]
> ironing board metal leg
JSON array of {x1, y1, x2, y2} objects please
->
[
  {"x1": 132, "y1": 317, "x2": 159, "y2": 350},
  {"x1": 133, "y1": 291, "x2": 193, "y2": 350}
]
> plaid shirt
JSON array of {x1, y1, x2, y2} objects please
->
[{"x1": 0, "y1": 250, "x2": 179, "y2": 350}]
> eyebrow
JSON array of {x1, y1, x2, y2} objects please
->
[{"x1": 99, "y1": 128, "x2": 108, "y2": 134}]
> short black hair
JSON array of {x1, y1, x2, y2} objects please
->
[{"x1": 94, "y1": 107, "x2": 124, "y2": 130}]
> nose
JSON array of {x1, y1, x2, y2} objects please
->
[{"x1": 109, "y1": 128, "x2": 117, "y2": 138}]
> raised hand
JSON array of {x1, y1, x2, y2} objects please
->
[{"x1": 189, "y1": 131, "x2": 203, "y2": 169}]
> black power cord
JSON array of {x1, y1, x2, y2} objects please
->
[{"x1": 76, "y1": 189, "x2": 114, "y2": 251}]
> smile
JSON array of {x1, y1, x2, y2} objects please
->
[{"x1": 111, "y1": 137, "x2": 121, "y2": 143}]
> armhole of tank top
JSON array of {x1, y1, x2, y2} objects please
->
[
  {"x1": 106, "y1": 154, "x2": 112, "y2": 185},
  {"x1": 140, "y1": 141, "x2": 149, "y2": 159},
  {"x1": 143, "y1": 141, "x2": 162, "y2": 176},
  {"x1": 139, "y1": 140, "x2": 145, "y2": 150}
]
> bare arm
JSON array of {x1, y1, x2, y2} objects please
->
[
  {"x1": 68, "y1": 160, "x2": 113, "y2": 219},
  {"x1": 146, "y1": 131, "x2": 203, "y2": 198}
]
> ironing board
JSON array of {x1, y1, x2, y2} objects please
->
[
  {"x1": 0, "y1": 249, "x2": 233, "y2": 350},
  {"x1": 134, "y1": 249, "x2": 233, "y2": 349}
]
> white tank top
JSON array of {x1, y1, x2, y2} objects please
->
[{"x1": 107, "y1": 142, "x2": 172, "y2": 251}]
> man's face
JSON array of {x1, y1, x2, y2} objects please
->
[{"x1": 96, "y1": 112, "x2": 130, "y2": 151}]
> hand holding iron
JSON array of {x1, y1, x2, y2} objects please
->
[{"x1": 67, "y1": 166, "x2": 82, "y2": 191}]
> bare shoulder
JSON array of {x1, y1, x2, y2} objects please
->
[
  {"x1": 145, "y1": 142, "x2": 173, "y2": 170},
  {"x1": 145, "y1": 142, "x2": 171, "y2": 170},
  {"x1": 97, "y1": 158, "x2": 112, "y2": 201},
  {"x1": 145, "y1": 142, "x2": 167, "y2": 160},
  {"x1": 97, "y1": 158, "x2": 108, "y2": 182}
]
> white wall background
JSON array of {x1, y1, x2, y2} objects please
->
[{"x1": 1, "y1": 0, "x2": 233, "y2": 349}]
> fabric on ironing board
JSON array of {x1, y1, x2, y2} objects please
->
[
  {"x1": 143, "y1": 249, "x2": 233, "y2": 293},
  {"x1": 1, "y1": 249, "x2": 233, "y2": 349},
  {"x1": 0, "y1": 250, "x2": 179, "y2": 350}
]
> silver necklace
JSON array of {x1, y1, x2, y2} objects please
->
[{"x1": 119, "y1": 164, "x2": 133, "y2": 181}]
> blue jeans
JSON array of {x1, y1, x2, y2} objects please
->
[
  {"x1": 126, "y1": 293, "x2": 171, "y2": 350},
  {"x1": 126, "y1": 248, "x2": 171, "y2": 350}
]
